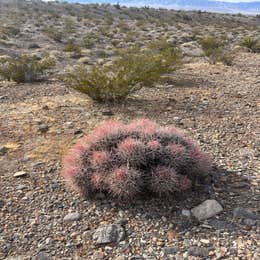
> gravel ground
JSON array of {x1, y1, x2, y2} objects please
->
[{"x1": 0, "y1": 52, "x2": 259, "y2": 259}]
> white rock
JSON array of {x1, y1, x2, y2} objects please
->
[
  {"x1": 13, "y1": 171, "x2": 27, "y2": 177},
  {"x1": 93, "y1": 224, "x2": 125, "y2": 244},
  {"x1": 63, "y1": 212, "x2": 81, "y2": 222},
  {"x1": 182, "y1": 209, "x2": 191, "y2": 217},
  {"x1": 191, "y1": 199, "x2": 223, "y2": 221}
]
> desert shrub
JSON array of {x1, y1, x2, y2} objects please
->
[
  {"x1": 200, "y1": 36, "x2": 234, "y2": 65},
  {"x1": 63, "y1": 42, "x2": 81, "y2": 58},
  {"x1": 241, "y1": 37, "x2": 260, "y2": 53},
  {"x1": 43, "y1": 26, "x2": 63, "y2": 42},
  {"x1": 63, "y1": 119, "x2": 213, "y2": 200},
  {"x1": 63, "y1": 44, "x2": 182, "y2": 103},
  {"x1": 81, "y1": 32, "x2": 101, "y2": 48},
  {"x1": 0, "y1": 25, "x2": 20, "y2": 40},
  {"x1": 63, "y1": 17, "x2": 75, "y2": 34},
  {"x1": 0, "y1": 55, "x2": 55, "y2": 83}
]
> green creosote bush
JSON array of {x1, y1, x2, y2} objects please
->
[
  {"x1": 200, "y1": 36, "x2": 234, "y2": 66},
  {"x1": 241, "y1": 37, "x2": 260, "y2": 53},
  {"x1": 63, "y1": 43, "x2": 182, "y2": 103},
  {"x1": 0, "y1": 55, "x2": 56, "y2": 83}
]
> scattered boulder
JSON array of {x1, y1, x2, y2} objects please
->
[
  {"x1": 191, "y1": 199, "x2": 223, "y2": 221},
  {"x1": 93, "y1": 224, "x2": 125, "y2": 244}
]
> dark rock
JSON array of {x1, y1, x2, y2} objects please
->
[
  {"x1": 0, "y1": 146, "x2": 8, "y2": 156},
  {"x1": 208, "y1": 219, "x2": 236, "y2": 230},
  {"x1": 115, "y1": 218, "x2": 128, "y2": 226},
  {"x1": 102, "y1": 110, "x2": 114, "y2": 116},
  {"x1": 37, "y1": 124, "x2": 49, "y2": 134},
  {"x1": 243, "y1": 218, "x2": 257, "y2": 226},
  {"x1": 233, "y1": 207, "x2": 258, "y2": 220},
  {"x1": 73, "y1": 129, "x2": 83, "y2": 135},
  {"x1": 28, "y1": 43, "x2": 40, "y2": 49},
  {"x1": 162, "y1": 246, "x2": 178, "y2": 255},
  {"x1": 188, "y1": 246, "x2": 208, "y2": 257},
  {"x1": 130, "y1": 256, "x2": 144, "y2": 260}
]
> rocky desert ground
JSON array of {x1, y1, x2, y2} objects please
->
[{"x1": 0, "y1": 0, "x2": 259, "y2": 259}]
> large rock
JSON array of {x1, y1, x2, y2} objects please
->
[
  {"x1": 191, "y1": 199, "x2": 223, "y2": 221},
  {"x1": 93, "y1": 224, "x2": 125, "y2": 244}
]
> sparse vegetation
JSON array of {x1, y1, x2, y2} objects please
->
[
  {"x1": 241, "y1": 37, "x2": 260, "y2": 53},
  {"x1": 200, "y1": 36, "x2": 234, "y2": 65},
  {"x1": 63, "y1": 44, "x2": 182, "y2": 103},
  {"x1": 43, "y1": 26, "x2": 63, "y2": 42},
  {"x1": 0, "y1": 55, "x2": 55, "y2": 83}
]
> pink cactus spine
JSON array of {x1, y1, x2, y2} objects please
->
[
  {"x1": 62, "y1": 118, "x2": 213, "y2": 200},
  {"x1": 118, "y1": 138, "x2": 142, "y2": 154},
  {"x1": 91, "y1": 151, "x2": 109, "y2": 166},
  {"x1": 147, "y1": 140, "x2": 161, "y2": 150},
  {"x1": 178, "y1": 175, "x2": 192, "y2": 190}
]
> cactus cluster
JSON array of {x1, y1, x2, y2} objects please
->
[{"x1": 63, "y1": 119, "x2": 213, "y2": 199}]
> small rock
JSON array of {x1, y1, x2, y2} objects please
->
[
  {"x1": 115, "y1": 257, "x2": 126, "y2": 260},
  {"x1": 13, "y1": 171, "x2": 27, "y2": 178},
  {"x1": 115, "y1": 218, "x2": 128, "y2": 226},
  {"x1": 0, "y1": 146, "x2": 8, "y2": 156},
  {"x1": 17, "y1": 184, "x2": 27, "y2": 190},
  {"x1": 91, "y1": 251, "x2": 105, "y2": 259},
  {"x1": 191, "y1": 199, "x2": 223, "y2": 221},
  {"x1": 63, "y1": 212, "x2": 81, "y2": 222},
  {"x1": 181, "y1": 209, "x2": 191, "y2": 217},
  {"x1": 162, "y1": 246, "x2": 177, "y2": 256},
  {"x1": 73, "y1": 129, "x2": 83, "y2": 135},
  {"x1": 200, "y1": 239, "x2": 210, "y2": 244},
  {"x1": 233, "y1": 207, "x2": 258, "y2": 220},
  {"x1": 102, "y1": 110, "x2": 114, "y2": 116},
  {"x1": 32, "y1": 252, "x2": 51, "y2": 260},
  {"x1": 93, "y1": 224, "x2": 125, "y2": 244},
  {"x1": 188, "y1": 246, "x2": 208, "y2": 257},
  {"x1": 243, "y1": 218, "x2": 257, "y2": 226},
  {"x1": 37, "y1": 124, "x2": 49, "y2": 134},
  {"x1": 130, "y1": 256, "x2": 144, "y2": 260}
]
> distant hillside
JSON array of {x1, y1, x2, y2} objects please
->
[{"x1": 65, "y1": 0, "x2": 260, "y2": 14}]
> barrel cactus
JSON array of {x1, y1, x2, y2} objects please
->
[{"x1": 63, "y1": 119, "x2": 213, "y2": 199}]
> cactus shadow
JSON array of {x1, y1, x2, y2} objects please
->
[{"x1": 91, "y1": 166, "x2": 254, "y2": 226}]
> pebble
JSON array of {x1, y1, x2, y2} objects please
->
[
  {"x1": 181, "y1": 209, "x2": 191, "y2": 217},
  {"x1": 93, "y1": 224, "x2": 125, "y2": 244},
  {"x1": 188, "y1": 246, "x2": 209, "y2": 257},
  {"x1": 13, "y1": 171, "x2": 27, "y2": 178},
  {"x1": 0, "y1": 146, "x2": 8, "y2": 155},
  {"x1": 191, "y1": 199, "x2": 223, "y2": 221},
  {"x1": 32, "y1": 252, "x2": 51, "y2": 260},
  {"x1": 162, "y1": 246, "x2": 177, "y2": 256},
  {"x1": 63, "y1": 212, "x2": 81, "y2": 222},
  {"x1": 37, "y1": 124, "x2": 49, "y2": 133}
]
